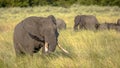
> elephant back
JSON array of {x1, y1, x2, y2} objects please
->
[
  {"x1": 79, "y1": 15, "x2": 99, "y2": 30},
  {"x1": 22, "y1": 16, "x2": 44, "y2": 41},
  {"x1": 56, "y1": 18, "x2": 66, "y2": 30}
]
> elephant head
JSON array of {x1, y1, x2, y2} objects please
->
[
  {"x1": 44, "y1": 15, "x2": 69, "y2": 54},
  {"x1": 74, "y1": 15, "x2": 80, "y2": 30},
  {"x1": 41, "y1": 17, "x2": 59, "y2": 53},
  {"x1": 22, "y1": 16, "x2": 58, "y2": 54}
]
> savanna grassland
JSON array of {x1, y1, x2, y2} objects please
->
[{"x1": 0, "y1": 5, "x2": 120, "y2": 68}]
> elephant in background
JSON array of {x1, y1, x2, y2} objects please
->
[
  {"x1": 96, "y1": 23, "x2": 108, "y2": 30},
  {"x1": 97, "y1": 23, "x2": 116, "y2": 30},
  {"x1": 56, "y1": 18, "x2": 66, "y2": 30},
  {"x1": 13, "y1": 15, "x2": 69, "y2": 56},
  {"x1": 107, "y1": 23, "x2": 120, "y2": 32},
  {"x1": 97, "y1": 22, "x2": 120, "y2": 32},
  {"x1": 74, "y1": 15, "x2": 99, "y2": 31}
]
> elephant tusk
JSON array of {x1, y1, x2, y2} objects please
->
[
  {"x1": 58, "y1": 44, "x2": 69, "y2": 54},
  {"x1": 45, "y1": 42, "x2": 48, "y2": 52}
]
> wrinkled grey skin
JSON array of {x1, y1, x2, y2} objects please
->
[
  {"x1": 117, "y1": 19, "x2": 120, "y2": 25},
  {"x1": 74, "y1": 15, "x2": 99, "y2": 31},
  {"x1": 13, "y1": 15, "x2": 59, "y2": 56},
  {"x1": 56, "y1": 18, "x2": 66, "y2": 30}
]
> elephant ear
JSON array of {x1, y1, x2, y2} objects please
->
[
  {"x1": 74, "y1": 15, "x2": 81, "y2": 25},
  {"x1": 22, "y1": 17, "x2": 44, "y2": 41},
  {"x1": 48, "y1": 15, "x2": 56, "y2": 25},
  {"x1": 74, "y1": 15, "x2": 81, "y2": 30}
]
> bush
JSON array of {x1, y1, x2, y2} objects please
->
[{"x1": 0, "y1": 0, "x2": 120, "y2": 7}]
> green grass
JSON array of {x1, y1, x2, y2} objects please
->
[{"x1": 0, "y1": 5, "x2": 120, "y2": 68}]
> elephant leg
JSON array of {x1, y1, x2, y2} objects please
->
[
  {"x1": 79, "y1": 23, "x2": 85, "y2": 30},
  {"x1": 24, "y1": 45, "x2": 34, "y2": 56},
  {"x1": 22, "y1": 33, "x2": 35, "y2": 56},
  {"x1": 14, "y1": 46, "x2": 22, "y2": 56},
  {"x1": 79, "y1": 24, "x2": 83, "y2": 29},
  {"x1": 14, "y1": 42, "x2": 26, "y2": 57},
  {"x1": 28, "y1": 42, "x2": 37, "y2": 56}
]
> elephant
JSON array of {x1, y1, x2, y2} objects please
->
[
  {"x1": 13, "y1": 15, "x2": 69, "y2": 56},
  {"x1": 107, "y1": 23, "x2": 120, "y2": 32},
  {"x1": 74, "y1": 15, "x2": 99, "y2": 31},
  {"x1": 117, "y1": 19, "x2": 120, "y2": 25},
  {"x1": 115, "y1": 25, "x2": 120, "y2": 32},
  {"x1": 56, "y1": 18, "x2": 66, "y2": 30},
  {"x1": 97, "y1": 22, "x2": 120, "y2": 32},
  {"x1": 96, "y1": 23, "x2": 108, "y2": 30}
]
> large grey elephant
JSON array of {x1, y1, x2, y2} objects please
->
[
  {"x1": 56, "y1": 18, "x2": 66, "y2": 30},
  {"x1": 74, "y1": 15, "x2": 99, "y2": 31},
  {"x1": 13, "y1": 15, "x2": 69, "y2": 56}
]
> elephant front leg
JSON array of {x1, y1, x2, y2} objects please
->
[{"x1": 74, "y1": 25, "x2": 79, "y2": 30}]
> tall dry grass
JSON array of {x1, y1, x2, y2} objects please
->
[{"x1": 0, "y1": 5, "x2": 120, "y2": 68}]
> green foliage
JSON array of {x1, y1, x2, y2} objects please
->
[
  {"x1": 0, "y1": 0, "x2": 120, "y2": 7},
  {"x1": 77, "y1": 0, "x2": 120, "y2": 6}
]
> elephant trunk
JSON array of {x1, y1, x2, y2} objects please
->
[{"x1": 44, "y1": 31, "x2": 58, "y2": 53}]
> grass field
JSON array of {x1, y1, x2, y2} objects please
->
[{"x1": 0, "y1": 5, "x2": 120, "y2": 68}]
